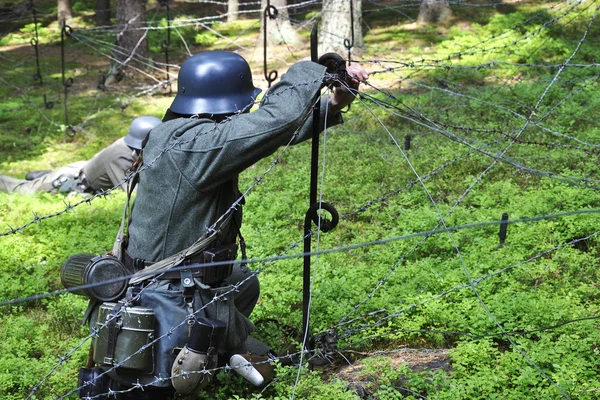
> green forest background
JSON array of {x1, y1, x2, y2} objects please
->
[{"x1": 1, "y1": 0, "x2": 600, "y2": 399}]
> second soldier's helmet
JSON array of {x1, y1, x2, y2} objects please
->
[
  {"x1": 124, "y1": 116, "x2": 162, "y2": 150},
  {"x1": 170, "y1": 51, "x2": 262, "y2": 116}
]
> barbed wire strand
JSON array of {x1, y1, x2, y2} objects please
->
[
  {"x1": 5, "y1": 208, "x2": 600, "y2": 309},
  {"x1": 336, "y1": 10, "x2": 598, "y2": 392}
]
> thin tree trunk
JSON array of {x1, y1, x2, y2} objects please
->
[
  {"x1": 319, "y1": 0, "x2": 363, "y2": 57},
  {"x1": 57, "y1": 0, "x2": 73, "y2": 27},
  {"x1": 261, "y1": 0, "x2": 302, "y2": 46},
  {"x1": 227, "y1": 0, "x2": 239, "y2": 22},
  {"x1": 96, "y1": 0, "x2": 111, "y2": 27},
  {"x1": 417, "y1": 0, "x2": 452, "y2": 23},
  {"x1": 106, "y1": 0, "x2": 149, "y2": 85}
]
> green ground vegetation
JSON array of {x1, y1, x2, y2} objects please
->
[{"x1": 1, "y1": 0, "x2": 600, "y2": 399}]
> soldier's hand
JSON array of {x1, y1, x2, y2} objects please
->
[{"x1": 329, "y1": 63, "x2": 369, "y2": 113}]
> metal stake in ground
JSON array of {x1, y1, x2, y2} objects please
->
[
  {"x1": 160, "y1": 0, "x2": 172, "y2": 94},
  {"x1": 343, "y1": 0, "x2": 355, "y2": 65},
  {"x1": 302, "y1": 23, "x2": 340, "y2": 353},
  {"x1": 29, "y1": 0, "x2": 43, "y2": 86},
  {"x1": 263, "y1": 1, "x2": 278, "y2": 88},
  {"x1": 60, "y1": 25, "x2": 75, "y2": 139},
  {"x1": 28, "y1": 0, "x2": 54, "y2": 109},
  {"x1": 498, "y1": 212, "x2": 509, "y2": 248}
]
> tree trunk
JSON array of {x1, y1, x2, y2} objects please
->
[
  {"x1": 106, "y1": 0, "x2": 149, "y2": 85},
  {"x1": 417, "y1": 0, "x2": 452, "y2": 23},
  {"x1": 261, "y1": 0, "x2": 302, "y2": 46},
  {"x1": 95, "y1": 0, "x2": 111, "y2": 27},
  {"x1": 227, "y1": 0, "x2": 239, "y2": 22},
  {"x1": 318, "y1": 0, "x2": 363, "y2": 57},
  {"x1": 57, "y1": 0, "x2": 73, "y2": 27}
]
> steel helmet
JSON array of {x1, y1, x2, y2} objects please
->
[
  {"x1": 170, "y1": 51, "x2": 262, "y2": 116},
  {"x1": 124, "y1": 116, "x2": 162, "y2": 150}
]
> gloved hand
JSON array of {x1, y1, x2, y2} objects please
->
[
  {"x1": 329, "y1": 63, "x2": 369, "y2": 113},
  {"x1": 51, "y1": 174, "x2": 78, "y2": 193},
  {"x1": 53, "y1": 175, "x2": 88, "y2": 194},
  {"x1": 316, "y1": 52, "x2": 369, "y2": 113},
  {"x1": 320, "y1": 53, "x2": 348, "y2": 87}
]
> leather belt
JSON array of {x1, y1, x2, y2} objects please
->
[
  {"x1": 122, "y1": 245, "x2": 236, "y2": 285},
  {"x1": 159, "y1": 262, "x2": 233, "y2": 284},
  {"x1": 122, "y1": 249, "x2": 154, "y2": 272},
  {"x1": 122, "y1": 249, "x2": 207, "y2": 272}
]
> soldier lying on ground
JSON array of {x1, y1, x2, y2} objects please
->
[{"x1": 0, "y1": 116, "x2": 161, "y2": 195}]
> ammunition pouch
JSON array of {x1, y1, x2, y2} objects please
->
[
  {"x1": 52, "y1": 174, "x2": 72, "y2": 190},
  {"x1": 52, "y1": 173, "x2": 92, "y2": 194},
  {"x1": 161, "y1": 244, "x2": 237, "y2": 285},
  {"x1": 76, "y1": 173, "x2": 94, "y2": 193}
]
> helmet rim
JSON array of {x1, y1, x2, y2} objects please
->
[
  {"x1": 170, "y1": 87, "x2": 262, "y2": 116},
  {"x1": 170, "y1": 51, "x2": 261, "y2": 116},
  {"x1": 124, "y1": 116, "x2": 162, "y2": 150}
]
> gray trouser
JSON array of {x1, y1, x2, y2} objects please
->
[
  {"x1": 223, "y1": 263, "x2": 260, "y2": 318},
  {"x1": 0, "y1": 161, "x2": 86, "y2": 194},
  {"x1": 222, "y1": 264, "x2": 270, "y2": 356}
]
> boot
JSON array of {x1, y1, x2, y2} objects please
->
[{"x1": 25, "y1": 170, "x2": 52, "y2": 180}]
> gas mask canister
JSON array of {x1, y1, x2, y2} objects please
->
[{"x1": 60, "y1": 253, "x2": 129, "y2": 302}]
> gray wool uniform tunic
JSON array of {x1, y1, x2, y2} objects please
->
[
  {"x1": 127, "y1": 61, "x2": 342, "y2": 262},
  {"x1": 107, "y1": 61, "x2": 343, "y2": 388}
]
